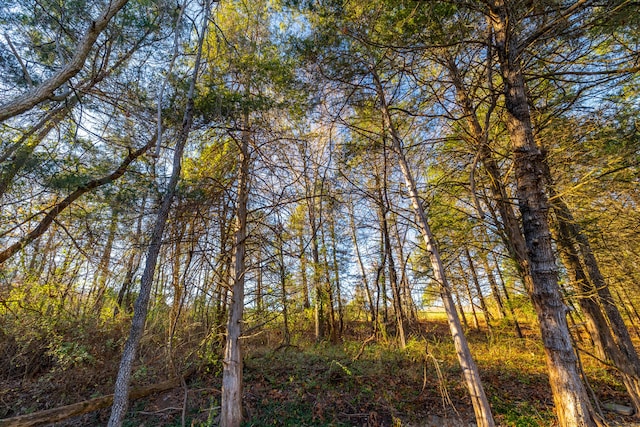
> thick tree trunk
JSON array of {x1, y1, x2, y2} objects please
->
[
  {"x1": 445, "y1": 53, "x2": 528, "y2": 340},
  {"x1": 544, "y1": 159, "x2": 640, "y2": 414},
  {"x1": 489, "y1": 2, "x2": 597, "y2": 425}
]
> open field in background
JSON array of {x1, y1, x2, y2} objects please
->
[{"x1": 1, "y1": 308, "x2": 637, "y2": 427}]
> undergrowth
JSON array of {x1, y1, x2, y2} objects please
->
[{"x1": 0, "y1": 307, "x2": 635, "y2": 426}]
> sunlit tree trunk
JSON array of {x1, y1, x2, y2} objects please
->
[
  {"x1": 488, "y1": 2, "x2": 597, "y2": 424},
  {"x1": 543, "y1": 158, "x2": 640, "y2": 414},
  {"x1": 372, "y1": 68, "x2": 495, "y2": 427}
]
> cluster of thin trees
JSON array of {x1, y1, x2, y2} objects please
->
[{"x1": 1, "y1": 1, "x2": 639, "y2": 426}]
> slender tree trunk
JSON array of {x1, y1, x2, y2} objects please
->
[
  {"x1": 255, "y1": 246, "x2": 263, "y2": 313},
  {"x1": 320, "y1": 222, "x2": 337, "y2": 342},
  {"x1": 349, "y1": 202, "x2": 375, "y2": 325},
  {"x1": 116, "y1": 197, "x2": 147, "y2": 315},
  {"x1": 384, "y1": 219, "x2": 406, "y2": 348},
  {"x1": 373, "y1": 68, "x2": 495, "y2": 427},
  {"x1": 298, "y1": 231, "x2": 311, "y2": 309},
  {"x1": 391, "y1": 214, "x2": 418, "y2": 324},
  {"x1": 492, "y1": 253, "x2": 524, "y2": 338},
  {"x1": 106, "y1": 3, "x2": 209, "y2": 425},
  {"x1": 454, "y1": 287, "x2": 469, "y2": 330},
  {"x1": 93, "y1": 209, "x2": 118, "y2": 313},
  {"x1": 305, "y1": 174, "x2": 324, "y2": 341},
  {"x1": 461, "y1": 262, "x2": 480, "y2": 331},
  {"x1": 481, "y1": 253, "x2": 506, "y2": 320},
  {"x1": 466, "y1": 248, "x2": 492, "y2": 333},
  {"x1": 277, "y1": 225, "x2": 290, "y2": 346},
  {"x1": 329, "y1": 215, "x2": 344, "y2": 338},
  {"x1": 220, "y1": 117, "x2": 251, "y2": 427}
]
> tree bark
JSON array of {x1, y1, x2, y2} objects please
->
[
  {"x1": 220, "y1": 119, "x2": 251, "y2": 427},
  {"x1": 372, "y1": 68, "x2": 495, "y2": 427},
  {"x1": 106, "y1": 3, "x2": 209, "y2": 424},
  {"x1": 488, "y1": 2, "x2": 597, "y2": 425},
  {"x1": 543, "y1": 157, "x2": 640, "y2": 414}
]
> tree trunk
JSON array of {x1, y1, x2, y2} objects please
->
[
  {"x1": 92, "y1": 209, "x2": 118, "y2": 313},
  {"x1": 488, "y1": 2, "x2": 597, "y2": 424},
  {"x1": 106, "y1": 3, "x2": 209, "y2": 425},
  {"x1": 466, "y1": 248, "x2": 492, "y2": 333},
  {"x1": 543, "y1": 158, "x2": 640, "y2": 414},
  {"x1": 329, "y1": 214, "x2": 344, "y2": 338},
  {"x1": 220, "y1": 117, "x2": 251, "y2": 427},
  {"x1": 481, "y1": 253, "x2": 506, "y2": 320},
  {"x1": 373, "y1": 68, "x2": 495, "y2": 427},
  {"x1": 277, "y1": 224, "x2": 291, "y2": 346},
  {"x1": 349, "y1": 201, "x2": 376, "y2": 325},
  {"x1": 454, "y1": 287, "x2": 469, "y2": 330},
  {"x1": 298, "y1": 230, "x2": 311, "y2": 309},
  {"x1": 461, "y1": 261, "x2": 480, "y2": 331},
  {"x1": 115, "y1": 196, "x2": 146, "y2": 316}
]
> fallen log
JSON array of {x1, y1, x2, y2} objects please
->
[{"x1": 0, "y1": 368, "x2": 196, "y2": 427}]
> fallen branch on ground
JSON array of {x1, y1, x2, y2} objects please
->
[{"x1": 0, "y1": 367, "x2": 196, "y2": 427}]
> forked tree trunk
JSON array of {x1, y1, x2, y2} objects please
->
[{"x1": 372, "y1": 69, "x2": 495, "y2": 427}]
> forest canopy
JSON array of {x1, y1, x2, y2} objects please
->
[{"x1": 0, "y1": 1, "x2": 639, "y2": 426}]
